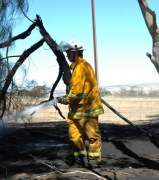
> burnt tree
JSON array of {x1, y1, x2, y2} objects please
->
[
  {"x1": 0, "y1": 16, "x2": 72, "y2": 121},
  {"x1": 138, "y1": 0, "x2": 159, "y2": 73},
  {"x1": 35, "y1": 15, "x2": 71, "y2": 97}
]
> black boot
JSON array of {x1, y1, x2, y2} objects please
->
[
  {"x1": 71, "y1": 155, "x2": 86, "y2": 168},
  {"x1": 88, "y1": 157, "x2": 104, "y2": 169}
]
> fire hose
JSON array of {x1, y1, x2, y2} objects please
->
[
  {"x1": 101, "y1": 98, "x2": 150, "y2": 137},
  {"x1": 101, "y1": 98, "x2": 159, "y2": 149}
]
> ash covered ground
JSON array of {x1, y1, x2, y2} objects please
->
[{"x1": 0, "y1": 121, "x2": 159, "y2": 180}]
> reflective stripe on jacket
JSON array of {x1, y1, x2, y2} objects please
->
[{"x1": 66, "y1": 57, "x2": 104, "y2": 119}]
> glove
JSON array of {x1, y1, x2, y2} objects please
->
[{"x1": 56, "y1": 96, "x2": 68, "y2": 105}]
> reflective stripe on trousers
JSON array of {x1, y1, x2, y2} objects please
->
[{"x1": 74, "y1": 151, "x2": 101, "y2": 157}]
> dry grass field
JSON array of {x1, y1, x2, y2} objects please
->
[
  {"x1": 12, "y1": 96, "x2": 159, "y2": 126},
  {"x1": 100, "y1": 96, "x2": 159, "y2": 125}
]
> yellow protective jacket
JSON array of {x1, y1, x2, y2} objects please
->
[{"x1": 66, "y1": 57, "x2": 104, "y2": 119}]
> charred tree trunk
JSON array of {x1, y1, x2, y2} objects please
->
[
  {"x1": 34, "y1": 15, "x2": 72, "y2": 119},
  {"x1": 0, "y1": 15, "x2": 71, "y2": 120},
  {"x1": 35, "y1": 15, "x2": 72, "y2": 96},
  {"x1": 138, "y1": 0, "x2": 159, "y2": 73},
  {"x1": 0, "y1": 39, "x2": 45, "y2": 118},
  {"x1": 0, "y1": 24, "x2": 37, "y2": 120}
]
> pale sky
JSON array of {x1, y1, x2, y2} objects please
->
[{"x1": 12, "y1": 0, "x2": 159, "y2": 90}]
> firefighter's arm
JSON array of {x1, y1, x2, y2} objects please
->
[{"x1": 66, "y1": 66, "x2": 86, "y2": 104}]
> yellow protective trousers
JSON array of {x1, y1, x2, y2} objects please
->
[{"x1": 67, "y1": 116, "x2": 102, "y2": 161}]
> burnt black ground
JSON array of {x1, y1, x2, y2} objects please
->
[{"x1": 0, "y1": 121, "x2": 159, "y2": 179}]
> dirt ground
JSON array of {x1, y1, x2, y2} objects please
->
[{"x1": 1, "y1": 120, "x2": 159, "y2": 180}]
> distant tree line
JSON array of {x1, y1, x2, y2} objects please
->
[
  {"x1": 15, "y1": 86, "x2": 159, "y2": 99},
  {"x1": 100, "y1": 87, "x2": 159, "y2": 98},
  {"x1": 18, "y1": 85, "x2": 49, "y2": 98}
]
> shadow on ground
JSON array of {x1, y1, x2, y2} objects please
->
[{"x1": 0, "y1": 121, "x2": 159, "y2": 179}]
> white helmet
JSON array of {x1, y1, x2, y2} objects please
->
[{"x1": 57, "y1": 40, "x2": 84, "y2": 52}]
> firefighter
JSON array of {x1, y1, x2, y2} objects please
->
[{"x1": 57, "y1": 40, "x2": 104, "y2": 168}]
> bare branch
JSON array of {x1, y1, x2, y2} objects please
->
[
  {"x1": 35, "y1": 15, "x2": 71, "y2": 89},
  {"x1": 0, "y1": 55, "x2": 21, "y2": 61},
  {"x1": 138, "y1": 0, "x2": 158, "y2": 38},
  {"x1": 0, "y1": 38, "x2": 45, "y2": 118},
  {"x1": 137, "y1": 0, "x2": 159, "y2": 73},
  {"x1": 19, "y1": 4, "x2": 34, "y2": 23},
  {"x1": 2, "y1": 38, "x2": 45, "y2": 94},
  {"x1": 0, "y1": 23, "x2": 36, "y2": 48}
]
